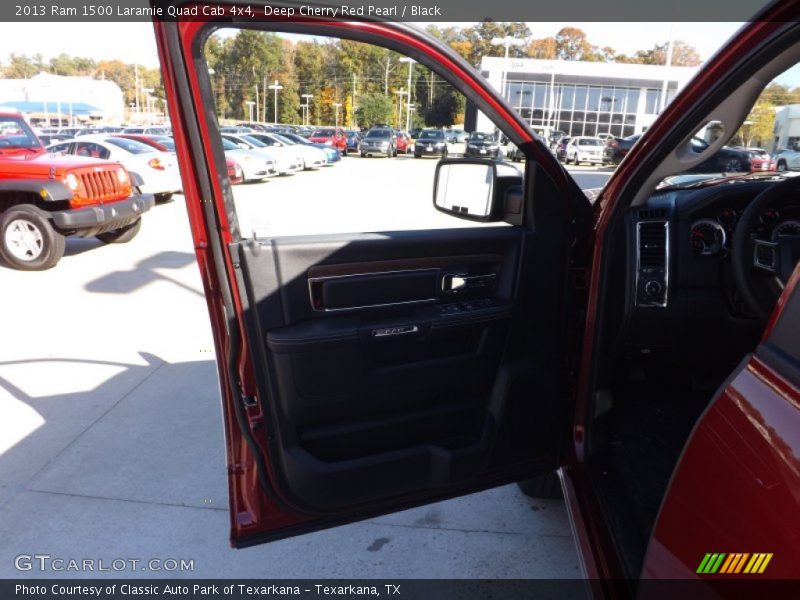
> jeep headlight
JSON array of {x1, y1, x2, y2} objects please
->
[
  {"x1": 65, "y1": 173, "x2": 80, "y2": 191},
  {"x1": 116, "y1": 167, "x2": 128, "y2": 184}
]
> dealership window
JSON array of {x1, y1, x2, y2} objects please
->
[
  {"x1": 645, "y1": 89, "x2": 662, "y2": 114},
  {"x1": 505, "y1": 78, "x2": 648, "y2": 138}
]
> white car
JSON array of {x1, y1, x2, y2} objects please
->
[
  {"x1": 564, "y1": 136, "x2": 606, "y2": 166},
  {"x1": 247, "y1": 132, "x2": 327, "y2": 170},
  {"x1": 220, "y1": 138, "x2": 277, "y2": 181},
  {"x1": 48, "y1": 135, "x2": 181, "y2": 202},
  {"x1": 221, "y1": 134, "x2": 303, "y2": 175}
]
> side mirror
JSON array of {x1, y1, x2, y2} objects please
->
[{"x1": 433, "y1": 159, "x2": 499, "y2": 221}]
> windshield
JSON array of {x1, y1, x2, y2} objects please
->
[
  {"x1": 242, "y1": 135, "x2": 267, "y2": 148},
  {"x1": 0, "y1": 116, "x2": 43, "y2": 150},
  {"x1": 578, "y1": 138, "x2": 603, "y2": 146},
  {"x1": 273, "y1": 134, "x2": 296, "y2": 145},
  {"x1": 221, "y1": 138, "x2": 239, "y2": 151},
  {"x1": 420, "y1": 130, "x2": 444, "y2": 140},
  {"x1": 105, "y1": 137, "x2": 157, "y2": 155},
  {"x1": 158, "y1": 138, "x2": 176, "y2": 151},
  {"x1": 365, "y1": 130, "x2": 391, "y2": 139},
  {"x1": 468, "y1": 132, "x2": 492, "y2": 142},
  {"x1": 313, "y1": 129, "x2": 335, "y2": 137}
]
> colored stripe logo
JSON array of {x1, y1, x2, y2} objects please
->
[{"x1": 697, "y1": 553, "x2": 772, "y2": 574}]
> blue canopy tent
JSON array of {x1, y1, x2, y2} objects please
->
[{"x1": 2, "y1": 101, "x2": 102, "y2": 125}]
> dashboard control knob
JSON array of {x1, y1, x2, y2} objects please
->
[{"x1": 644, "y1": 280, "x2": 663, "y2": 297}]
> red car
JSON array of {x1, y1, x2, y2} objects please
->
[
  {"x1": 308, "y1": 127, "x2": 347, "y2": 154},
  {"x1": 155, "y1": 5, "x2": 800, "y2": 588},
  {"x1": 395, "y1": 131, "x2": 410, "y2": 154},
  {"x1": 226, "y1": 158, "x2": 244, "y2": 185},
  {"x1": 745, "y1": 148, "x2": 777, "y2": 172}
]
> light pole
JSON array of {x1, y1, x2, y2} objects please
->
[
  {"x1": 268, "y1": 80, "x2": 283, "y2": 125},
  {"x1": 399, "y1": 57, "x2": 415, "y2": 132},
  {"x1": 301, "y1": 94, "x2": 313, "y2": 126},
  {"x1": 394, "y1": 89, "x2": 406, "y2": 129},
  {"x1": 333, "y1": 102, "x2": 342, "y2": 128},
  {"x1": 142, "y1": 87, "x2": 154, "y2": 125},
  {"x1": 490, "y1": 36, "x2": 525, "y2": 103},
  {"x1": 659, "y1": 23, "x2": 676, "y2": 113},
  {"x1": 245, "y1": 100, "x2": 255, "y2": 122}
]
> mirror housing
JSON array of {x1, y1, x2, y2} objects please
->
[{"x1": 433, "y1": 158, "x2": 500, "y2": 222}]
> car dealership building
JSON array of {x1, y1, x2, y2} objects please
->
[
  {"x1": 0, "y1": 72, "x2": 125, "y2": 124},
  {"x1": 477, "y1": 56, "x2": 699, "y2": 138}
]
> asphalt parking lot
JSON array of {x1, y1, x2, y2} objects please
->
[{"x1": 0, "y1": 156, "x2": 609, "y2": 579}]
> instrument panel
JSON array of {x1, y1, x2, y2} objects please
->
[{"x1": 689, "y1": 204, "x2": 800, "y2": 257}]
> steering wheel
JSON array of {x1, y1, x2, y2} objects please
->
[{"x1": 731, "y1": 176, "x2": 800, "y2": 320}]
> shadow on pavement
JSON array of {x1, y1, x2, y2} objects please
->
[
  {"x1": 64, "y1": 237, "x2": 105, "y2": 257},
  {"x1": 0, "y1": 353, "x2": 220, "y2": 507},
  {"x1": 84, "y1": 250, "x2": 201, "y2": 297}
]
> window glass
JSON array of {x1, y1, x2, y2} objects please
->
[
  {"x1": 560, "y1": 86, "x2": 574, "y2": 111},
  {"x1": 587, "y1": 87, "x2": 602, "y2": 112},
  {"x1": 76, "y1": 142, "x2": 110, "y2": 159},
  {"x1": 204, "y1": 29, "x2": 517, "y2": 238},
  {"x1": 574, "y1": 87, "x2": 588, "y2": 111},
  {"x1": 105, "y1": 138, "x2": 154, "y2": 155}
]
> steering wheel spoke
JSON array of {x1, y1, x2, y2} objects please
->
[
  {"x1": 753, "y1": 238, "x2": 779, "y2": 272},
  {"x1": 731, "y1": 175, "x2": 800, "y2": 320}
]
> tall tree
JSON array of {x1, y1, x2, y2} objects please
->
[
  {"x1": 634, "y1": 41, "x2": 702, "y2": 66},
  {"x1": 4, "y1": 53, "x2": 45, "y2": 78},
  {"x1": 526, "y1": 38, "x2": 557, "y2": 60},
  {"x1": 356, "y1": 93, "x2": 393, "y2": 128},
  {"x1": 735, "y1": 100, "x2": 775, "y2": 147}
]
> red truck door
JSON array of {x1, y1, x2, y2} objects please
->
[
  {"x1": 153, "y1": 7, "x2": 591, "y2": 547},
  {"x1": 642, "y1": 264, "x2": 800, "y2": 582}
]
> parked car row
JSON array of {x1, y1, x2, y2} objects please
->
[{"x1": 547, "y1": 131, "x2": 780, "y2": 174}]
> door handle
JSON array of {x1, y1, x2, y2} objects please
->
[
  {"x1": 371, "y1": 325, "x2": 419, "y2": 338},
  {"x1": 441, "y1": 273, "x2": 497, "y2": 293}
]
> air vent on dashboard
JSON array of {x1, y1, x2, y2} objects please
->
[
  {"x1": 635, "y1": 220, "x2": 669, "y2": 308},
  {"x1": 638, "y1": 208, "x2": 668, "y2": 220},
  {"x1": 639, "y1": 222, "x2": 667, "y2": 268}
]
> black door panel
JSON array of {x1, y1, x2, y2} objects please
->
[
  {"x1": 231, "y1": 225, "x2": 566, "y2": 512},
  {"x1": 246, "y1": 227, "x2": 522, "y2": 325}
]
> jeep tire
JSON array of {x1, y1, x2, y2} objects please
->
[{"x1": 0, "y1": 204, "x2": 65, "y2": 271}]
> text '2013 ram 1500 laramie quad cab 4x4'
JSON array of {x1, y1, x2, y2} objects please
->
[{"x1": 0, "y1": 111, "x2": 155, "y2": 271}]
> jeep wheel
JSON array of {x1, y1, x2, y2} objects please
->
[
  {"x1": 0, "y1": 205, "x2": 65, "y2": 271},
  {"x1": 96, "y1": 218, "x2": 142, "y2": 244},
  {"x1": 777, "y1": 160, "x2": 788, "y2": 172}
]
